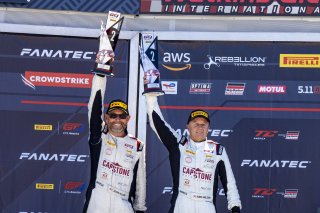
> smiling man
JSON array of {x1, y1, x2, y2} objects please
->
[
  {"x1": 145, "y1": 94, "x2": 241, "y2": 213},
  {"x1": 83, "y1": 74, "x2": 146, "y2": 213}
]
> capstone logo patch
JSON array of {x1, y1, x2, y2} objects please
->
[
  {"x1": 102, "y1": 160, "x2": 130, "y2": 176},
  {"x1": 21, "y1": 71, "x2": 92, "y2": 89},
  {"x1": 258, "y1": 85, "x2": 286, "y2": 94},
  {"x1": 34, "y1": 124, "x2": 53, "y2": 131},
  {"x1": 225, "y1": 82, "x2": 245, "y2": 95},
  {"x1": 19, "y1": 153, "x2": 88, "y2": 162},
  {"x1": 182, "y1": 166, "x2": 212, "y2": 181},
  {"x1": 280, "y1": 54, "x2": 320, "y2": 68},
  {"x1": 189, "y1": 83, "x2": 212, "y2": 94},
  {"x1": 20, "y1": 48, "x2": 95, "y2": 60}
]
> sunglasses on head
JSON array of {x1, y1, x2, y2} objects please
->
[{"x1": 108, "y1": 113, "x2": 128, "y2": 119}]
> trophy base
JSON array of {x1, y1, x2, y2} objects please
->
[
  {"x1": 142, "y1": 89, "x2": 165, "y2": 96},
  {"x1": 91, "y1": 63, "x2": 114, "y2": 77}
]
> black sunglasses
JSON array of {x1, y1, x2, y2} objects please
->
[{"x1": 108, "y1": 113, "x2": 128, "y2": 119}]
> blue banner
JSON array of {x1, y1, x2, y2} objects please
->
[{"x1": 146, "y1": 40, "x2": 320, "y2": 213}]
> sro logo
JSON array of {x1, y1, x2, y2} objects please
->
[{"x1": 252, "y1": 188, "x2": 277, "y2": 198}]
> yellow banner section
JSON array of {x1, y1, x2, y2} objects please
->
[
  {"x1": 36, "y1": 183, "x2": 54, "y2": 190},
  {"x1": 280, "y1": 54, "x2": 320, "y2": 68},
  {"x1": 34, "y1": 124, "x2": 53, "y2": 131}
]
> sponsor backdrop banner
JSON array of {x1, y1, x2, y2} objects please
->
[
  {"x1": 1, "y1": 34, "x2": 320, "y2": 213},
  {"x1": 146, "y1": 41, "x2": 320, "y2": 213},
  {"x1": 0, "y1": 33, "x2": 129, "y2": 212},
  {"x1": 140, "y1": 0, "x2": 320, "y2": 16},
  {"x1": 0, "y1": 0, "x2": 140, "y2": 14}
]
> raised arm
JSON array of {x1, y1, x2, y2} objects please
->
[
  {"x1": 145, "y1": 94, "x2": 185, "y2": 152},
  {"x1": 88, "y1": 74, "x2": 106, "y2": 145},
  {"x1": 84, "y1": 74, "x2": 107, "y2": 212}
]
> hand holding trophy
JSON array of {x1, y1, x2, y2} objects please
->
[
  {"x1": 93, "y1": 11, "x2": 124, "y2": 76},
  {"x1": 139, "y1": 33, "x2": 165, "y2": 96}
]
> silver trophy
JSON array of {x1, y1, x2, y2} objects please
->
[
  {"x1": 92, "y1": 11, "x2": 124, "y2": 76},
  {"x1": 139, "y1": 33, "x2": 164, "y2": 96}
]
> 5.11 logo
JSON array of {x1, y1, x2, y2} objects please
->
[{"x1": 298, "y1": 86, "x2": 320, "y2": 94}]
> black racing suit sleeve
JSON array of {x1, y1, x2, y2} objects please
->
[
  {"x1": 83, "y1": 74, "x2": 106, "y2": 213},
  {"x1": 145, "y1": 95, "x2": 183, "y2": 213},
  {"x1": 132, "y1": 142, "x2": 147, "y2": 211},
  {"x1": 145, "y1": 95, "x2": 182, "y2": 151},
  {"x1": 216, "y1": 147, "x2": 242, "y2": 211}
]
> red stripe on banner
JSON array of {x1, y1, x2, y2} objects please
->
[
  {"x1": 140, "y1": 0, "x2": 152, "y2": 13},
  {"x1": 21, "y1": 100, "x2": 109, "y2": 107},
  {"x1": 20, "y1": 101, "x2": 320, "y2": 112},
  {"x1": 160, "y1": 105, "x2": 320, "y2": 112},
  {"x1": 21, "y1": 100, "x2": 88, "y2": 106}
]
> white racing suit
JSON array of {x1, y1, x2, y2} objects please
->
[
  {"x1": 83, "y1": 75, "x2": 147, "y2": 213},
  {"x1": 146, "y1": 95, "x2": 241, "y2": 213}
]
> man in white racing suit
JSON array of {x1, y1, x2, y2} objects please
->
[
  {"x1": 145, "y1": 94, "x2": 241, "y2": 213},
  {"x1": 83, "y1": 74, "x2": 147, "y2": 213}
]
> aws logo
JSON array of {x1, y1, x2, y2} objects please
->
[{"x1": 162, "y1": 52, "x2": 191, "y2": 71}]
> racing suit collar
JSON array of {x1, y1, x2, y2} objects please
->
[{"x1": 189, "y1": 138, "x2": 207, "y2": 149}]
